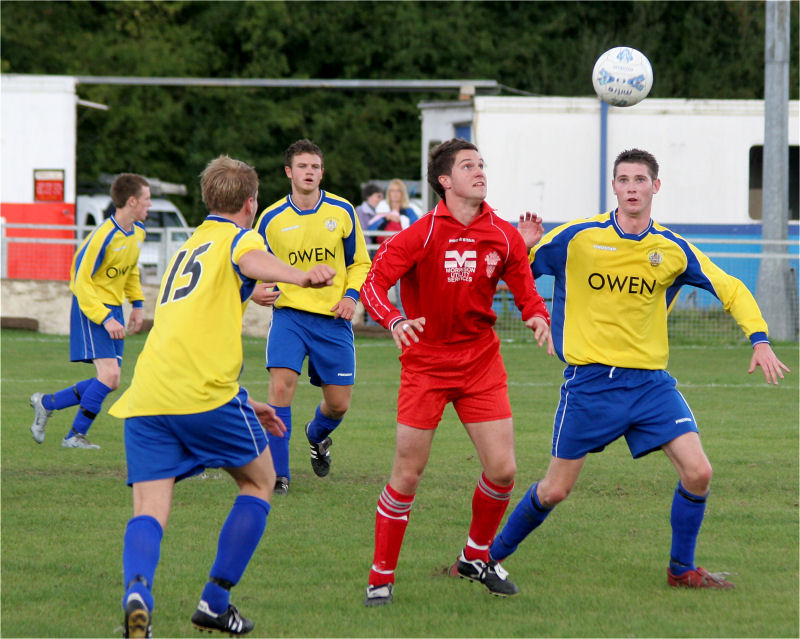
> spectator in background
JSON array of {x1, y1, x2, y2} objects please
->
[
  {"x1": 368, "y1": 179, "x2": 418, "y2": 246},
  {"x1": 356, "y1": 183, "x2": 383, "y2": 233},
  {"x1": 368, "y1": 179, "x2": 419, "y2": 313}
]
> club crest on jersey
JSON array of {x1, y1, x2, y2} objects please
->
[
  {"x1": 485, "y1": 251, "x2": 501, "y2": 277},
  {"x1": 444, "y1": 249, "x2": 476, "y2": 282},
  {"x1": 325, "y1": 217, "x2": 338, "y2": 232},
  {"x1": 648, "y1": 250, "x2": 663, "y2": 267}
]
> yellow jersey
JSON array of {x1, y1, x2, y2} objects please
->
[
  {"x1": 533, "y1": 211, "x2": 769, "y2": 369},
  {"x1": 70, "y1": 216, "x2": 145, "y2": 324},
  {"x1": 110, "y1": 216, "x2": 266, "y2": 416},
  {"x1": 255, "y1": 191, "x2": 371, "y2": 315}
]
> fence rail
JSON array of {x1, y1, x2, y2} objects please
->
[{"x1": 2, "y1": 221, "x2": 797, "y2": 342}]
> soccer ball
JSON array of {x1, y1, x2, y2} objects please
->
[{"x1": 592, "y1": 46, "x2": 653, "y2": 107}]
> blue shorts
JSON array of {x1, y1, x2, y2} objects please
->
[
  {"x1": 69, "y1": 298, "x2": 125, "y2": 364},
  {"x1": 266, "y1": 306, "x2": 355, "y2": 387},
  {"x1": 552, "y1": 364, "x2": 698, "y2": 460},
  {"x1": 124, "y1": 387, "x2": 268, "y2": 486}
]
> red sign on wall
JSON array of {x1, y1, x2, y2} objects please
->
[{"x1": 34, "y1": 169, "x2": 65, "y2": 202}]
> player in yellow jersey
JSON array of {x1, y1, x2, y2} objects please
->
[
  {"x1": 491, "y1": 148, "x2": 790, "y2": 590},
  {"x1": 29, "y1": 173, "x2": 150, "y2": 449},
  {"x1": 252, "y1": 139, "x2": 371, "y2": 495},
  {"x1": 111, "y1": 156, "x2": 335, "y2": 637}
]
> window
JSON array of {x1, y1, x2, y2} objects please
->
[{"x1": 748, "y1": 145, "x2": 799, "y2": 221}]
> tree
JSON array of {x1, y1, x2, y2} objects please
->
[{"x1": 2, "y1": 1, "x2": 797, "y2": 222}]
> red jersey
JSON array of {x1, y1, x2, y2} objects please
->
[{"x1": 361, "y1": 200, "x2": 550, "y2": 346}]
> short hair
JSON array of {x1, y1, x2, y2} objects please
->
[
  {"x1": 285, "y1": 139, "x2": 324, "y2": 168},
  {"x1": 427, "y1": 138, "x2": 478, "y2": 199},
  {"x1": 613, "y1": 149, "x2": 659, "y2": 180},
  {"x1": 110, "y1": 173, "x2": 149, "y2": 209},
  {"x1": 385, "y1": 178, "x2": 411, "y2": 209},
  {"x1": 200, "y1": 155, "x2": 259, "y2": 214},
  {"x1": 361, "y1": 183, "x2": 382, "y2": 200}
]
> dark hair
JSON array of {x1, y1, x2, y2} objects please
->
[
  {"x1": 613, "y1": 149, "x2": 659, "y2": 180},
  {"x1": 361, "y1": 183, "x2": 382, "y2": 200},
  {"x1": 200, "y1": 155, "x2": 259, "y2": 214},
  {"x1": 285, "y1": 138, "x2": 324, "y2": 168},
  {"x1": 427, "y1": 138, "x2": 478, "y2": 199},
  {"x1": 110, "y1": 173, "x2": 149, "y2": 209}
]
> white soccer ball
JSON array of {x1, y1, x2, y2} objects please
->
[{"x1": 592, "y1": 46, "x2": 653, "y2": 107}]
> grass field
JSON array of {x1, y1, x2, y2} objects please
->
[{"x1": 1, "y1": 329, "x2": 798, "y2": 638}]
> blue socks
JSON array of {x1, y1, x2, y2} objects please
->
[
  {"x1": 67, "y1": 378, "x2": 112, "y2": 438},
  {"x1": 202, "y1": 495, "x2": 270, "y2": 614},
  {"x1": 43, "y1": 378, "x2": 93, "y2": 411},
  {"x1": 669, "y1": 481, "x2": 707, "y2": 576},
  {"x1": 306, "y1": 405, "x2": 341, "y2": 443},
  {"x1": 122, "y1": 515, "x2": 163, "y2": 612},
  {"x1": 490, "y1": 483, "x2": 553, "y2": 561},
  {"x1": 267, "y1": 405, "x2": 292, "y2": 479}
]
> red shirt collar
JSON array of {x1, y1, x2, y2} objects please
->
[{"x1": 432, "y1": 199, "x2": 494, "y2": 219}]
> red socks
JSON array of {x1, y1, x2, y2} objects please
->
[
  {"x1": 464, "y1": 473, "x2": 513, "y2": 562},
  {"x1": 369, "y1": 484, "x2": 415, "y2": 586}
]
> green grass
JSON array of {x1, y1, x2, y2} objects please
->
[{"x1": 1, "y1": 329, "x2": 798, "y2": 637}]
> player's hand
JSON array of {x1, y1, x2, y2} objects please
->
[
  {"x1": 251, "y1": 282, "x2": 281, "y2": 307},
  {"x1": 391, "y1": 317, "x2": 425, "y2": 349},
  {"x1": 249, "y1": 399, "x2": 287, "y2": 437},
  {"x1": 331, "y1": 296, "x2": 357, "y2": 321},
  {"x1": 302, "y1": 265, "x2": 336, "y2": 288},
  {"x1": 748, "y1": 342, "x2": 790, "y2": 385},
  {"x1": 524, "y1": 315, "x2": 553, "y2": 353},
  {"x1": 518, "y1": 212, "x2": 544, "y2": 250},
  {"x1": 127, "y1": 307, "x2": 144, "y2": 335},
  {"x1": 104, "y1": 317, "x2": 125, "y2": 340}
]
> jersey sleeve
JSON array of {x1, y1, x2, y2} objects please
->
[
  {"x1": 360, "y1": 231, "x2": 414, "y2": 329},
  {"x1": 342, "y1": 207, "x2": 372, "y2": 301},
  {"x1": 123, "y1": 225, "x2": 146, "y2": 306},
  {"x1": 530, "y1": 222, "x2": 575, "y2": 278},
  {"x1": 666, "y1": 239, "x2": 769, "y2": 345},
  {"x1": 72, "y1": 227, "x2": 115, "y2": 325}
]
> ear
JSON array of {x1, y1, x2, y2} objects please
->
[
  {"x1": 284, "y1": 165, "x2": 292, "y2": 179},
  {"x1": 652, "y1": 178, "x2": 661, "y2": 194},
  {"x1": 438, "y1": 175, "x2": 451, "y2": 191}
]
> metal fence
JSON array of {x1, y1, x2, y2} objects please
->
[{"x1": 2, "y1": 221, "x2": 797, "y2": 343}]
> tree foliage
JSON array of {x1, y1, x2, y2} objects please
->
[{"x1": 2, "y1": 1, "x2": 797, "y2": 223}]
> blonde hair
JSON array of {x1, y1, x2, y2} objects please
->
[
  {"x1": 201, "y1": 155, "x2": 258, "y2": 214},
  {"x1": 385, "y1": 178, "x2": 411, "y2": 210}
]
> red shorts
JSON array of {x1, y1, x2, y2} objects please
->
[{"x1": 396, "y1": 334, "x2": 511, "y2": 429}]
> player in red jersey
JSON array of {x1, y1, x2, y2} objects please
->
[{"x1": 361, "y1": 138, "x2": 552, "y2": 606}]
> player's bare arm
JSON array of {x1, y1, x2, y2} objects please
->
[
  {"x1": 248, "y1": 399, "x2": 287, "y2": 437},
  {"x1": 390, "y1": 317, "x2": 426, "y2": 350},
  {"x1": 748, "y1": 342, "x2": 791, "y2": 385},
  {"x1": 517, "y1": 212, "x2": 545, "y2": 250},
  {"x1": 331, "y1": 296, "x2": 357, "y2": 321},
  {"x1": 104, "y1": 317, "x2": 126, "y2": 340},
  {"x1": 238, "y1": 250, "x2": 335, "y2": 288},
  {"x1": 523, "y1": 315, "x2": 553, "y2": 354},
  {"x1": 127, "y1": 307, "x2": 144, "y2": 335},
  {"x1": 251, "y1": 282, "x2": 281, "y2": 307}
]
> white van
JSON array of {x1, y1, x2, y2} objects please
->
[{"x1": 76, "y1": 192, "x2": 191, "y2": 283}]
